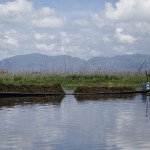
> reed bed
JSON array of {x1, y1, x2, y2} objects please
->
[{"x1": 0, "y1": 72, "x2": 147, "y2": 89}]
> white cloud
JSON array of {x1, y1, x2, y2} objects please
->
[
  {"x1": 113, "y1": 45, "x2": 134, "y2": 55},
  {"x1": 61, "y1": 38, "x2": 71, "y2": 45},
  {"x1": 4, "y1": 35, "x2": 18, "y2": 46},
  {"x1": 115, "y1": 28, "x2": 137, "y2": 44},
  {"x1": 35, "y1": 42, "x2": 68, "y2": 56},
  {"x1": 34, "y1": 33, "x2": 55, "y2": 40},
  {"x1": 36, "y1": 43, "x2": 56, "y2": 51},
  {"x1": 74, "y1": 19, "x2": 89, "y2": 26},
  {"x1": 32, "y1": 17, "x2": 66, "y2": 29},
  {"x1": 90, "y1": 49, "x2": 101, "y2": 56},
  {"x1": 0, "y1": 0, "x2": 66, "y2": 28},
  {"x1": 60, "y1": 32, "x2": 71, "y2": 45},
  {"x1": 60, "y1": 32, "x2": 67, "y2": 37},
  {"x1": 92, "y1": 13, "x2": 108, "y2": 28},
  {"x1": 0, "y1": 0, "x2": 150, "y2": 60},
  {"x1": 0, "y1": 30, "x2": 18, "y2": 47},
  {"x1": 105, "y1": 0, "x2": 150, "y2": 22},
  {"x1": 38, "y1": 7, "x2": 56, "y2": 17},
  {"x1": 103, "y1": 37, "x2": 111, "y2": 42},
  {"x1": 113, "y1": 46, "x2": 125, "y2": 53},
  {"x1": 0, "y1": 0, "x2": 33, "y2": 24},
  {"x1": 32, "y1": 6, "x2": 66, "y2": 28}
]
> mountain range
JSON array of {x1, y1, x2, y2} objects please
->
[{"x1": 0, "y1": 53, "x2": 150, "y2": 73}]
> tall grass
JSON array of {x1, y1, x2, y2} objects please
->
[{"x1": 0, "y1": 72, "x2": 147, "y2": 89}]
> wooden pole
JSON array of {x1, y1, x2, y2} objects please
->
[{"x1": 145, "y1": 70, "x2": 149, "y2": 82}]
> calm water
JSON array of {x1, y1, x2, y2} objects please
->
[{"x1": 0, "y1": 93, "x2": 150, "y2": 150}]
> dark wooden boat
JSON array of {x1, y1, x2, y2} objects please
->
[
  {"x1": 73, "y1": 85, "x2": 150, "y2": 95},
  {"x1": 0, "y1": 89, "x2": 150, "y2": 98},
  {"x1": 69, "y1": 89, "x2": 150, "y2": 95}
]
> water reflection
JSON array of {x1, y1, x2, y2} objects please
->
[
  {"x1": 0, "y1": 94, "x2": 150, "y2": 150},
  {"x1": 142, "y1": 93, "x2": 150, "y2": 102},
  {"x1": 142, "y1": 93, "x2": 150, "y2": 117},
  {"x1": 0, "y1": 95, "x2": 64, "y2": 108},
  {"x1": 75, "y1": 94, "x2": 135, "y2": 102}
]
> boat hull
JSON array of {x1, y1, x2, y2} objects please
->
[{"x1": 0, "y1": 89, "x2": 150, "y2": 98}]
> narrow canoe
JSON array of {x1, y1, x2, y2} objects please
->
[
  {"x1": 70, "y1": 89, "x2": 150, "y2": 95},
  {"x1": 0, "y1": 89, "x2": 150, "y2": 98}
]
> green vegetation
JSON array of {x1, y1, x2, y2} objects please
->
[{"x1": 0, "y1": 74, "x2": 147, "y2": 89}]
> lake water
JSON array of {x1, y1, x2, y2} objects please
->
[{"x1": 0, "y1": 93, "x2": 150, "y2": 150}]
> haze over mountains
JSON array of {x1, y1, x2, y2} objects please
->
[{"x1": 0, "y1": 53, "x2": 150, "y2": 73}]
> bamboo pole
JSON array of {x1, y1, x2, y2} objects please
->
[{"x1": 145, "y1": 70, "x2": 149, "y2": 82}]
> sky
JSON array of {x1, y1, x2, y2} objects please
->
[{"x1": 0, "y1": 0, "x2": 150, "y2": 60}]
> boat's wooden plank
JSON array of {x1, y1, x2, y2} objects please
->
[
  {"x1": 0, "y1": 89, "x2": 150, "y2": 98},
  {"x1": 70, "y1": 89, "x2": 150, "y2": 95}
]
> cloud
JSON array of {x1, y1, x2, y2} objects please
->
[
  {"x1": 113, "y1": 45, "x2": 134, "y2": 55},
  {"x1": 0, "y1": 0, "x2": 150, "y2": 60},
  {"x1": 0, "y1": 0, "x2": 33, "y2": 24},
  {"x1": 74, "y1": 19, "x2": 89, "y2": 27},
  {"x1": 91, "y1": 0, "x2": 150, "y2": 56},
  {"x1": 60, "y1": 32, "x2": 71, "y2": 45},
  {"x1": 105, "y1": 0, "x2": 150, "y2": 22},
  {"x1": 32, "y1": 5, "x2": 66, "y2": 29},
  {"x1": 115, "y1": 28, "x2": 137, "y2": 44},
  {"x1": 0, "y1": 30, "x2": 18, "y2": 47},
  {"x1": 38, "y1": 7, "x2": 56, "y2": 17},
  {"x1": 60, "y1": 32, "x2": 67, "y2": 37},
  {"x1": 32, "y1": 16, "x2": 66, "y2": 29},
  {"x1": 4, "y1": 35, "x2": 18, "y2": 46},
  {"x1": 34, "y1": 33, "x2": 55, "y2": 40},
  {"x1": 36, "y1": 43, "x2": 56, "y2": 51},
  {"x1": 102, "y1": 37, "x2": 111, "y2": 42},
  {"x1": 0, "y1": 0, "x2": 66, "y2": 28}
]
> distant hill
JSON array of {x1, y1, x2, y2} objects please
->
[
  {"x1": 87, "y1": 54, "x2": 150, "y2": 72},
  {"x1": 0, "y1": 53, "x2": 85, "y2": 73},
  {"x1": 0, "y1": 53, "x2": 150, "y2": 73}
]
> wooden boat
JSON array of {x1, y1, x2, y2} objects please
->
[
  {"x1": 70, "y1": 89, "x2": 150, "y2": 95},
  {"x1": 73, "y1": 85, "x2": 150, "y2": 95},
  {"x1": 0, "y1": 89, "x2": 150, "y2": 98},
  {"x1": 1, "y1": 82, "x2": 150, "y2": 97}
]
